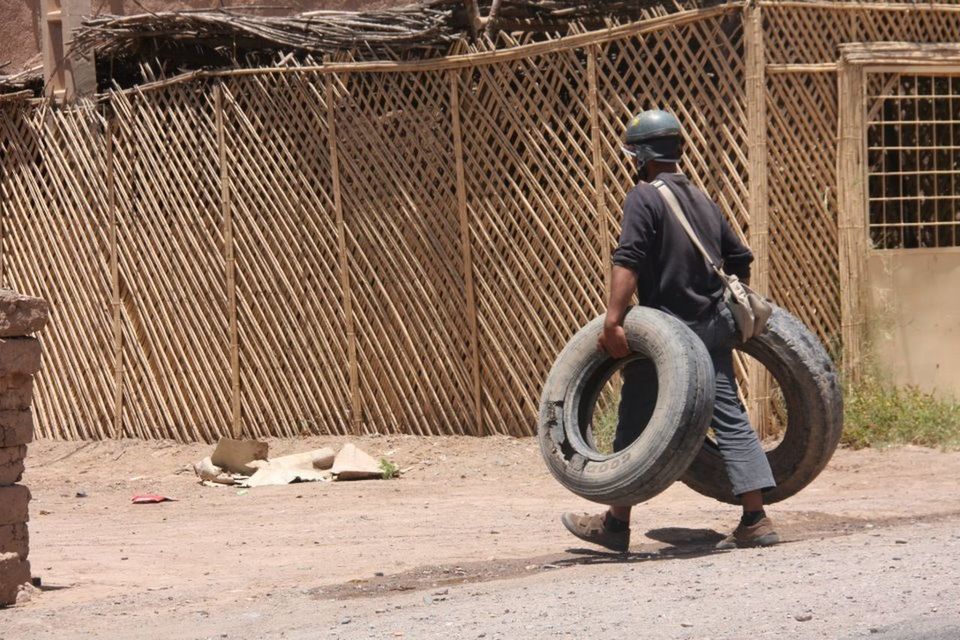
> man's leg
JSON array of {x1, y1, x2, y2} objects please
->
[
  {"x1": 709, "y1": 347, "x2": 779, "y2": 548},
  {"x1": 562, "y1": 359, "x2": 657, "y2": 550},
  {"x1": 608, "y1": 359, "x2": 657, "y2": 523}
]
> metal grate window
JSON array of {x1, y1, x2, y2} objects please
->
[{"x1": 866, "y1": 73, "x2": 960, "y2": 250}]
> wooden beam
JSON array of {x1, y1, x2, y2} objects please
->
[
  {"x1": 836, "y1": 61, "x2": 868, "y2": 384},
  {"x1": 449, "y1": 69, "x2": 484, "y2": 435},
  {"x1": 744, "y1": 2, "x2": 772, "y2": 435}
]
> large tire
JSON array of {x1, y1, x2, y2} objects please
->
[
  {"x1": 681, "y1": 305, "x2": 844, "y2": 504},
  {"x1": 538, "y1": 306, "x2": 715, "y2": 506}
]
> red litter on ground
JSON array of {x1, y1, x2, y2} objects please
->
[{"x1": 131, "y1": 494, "x2": 176, "y2": 504}]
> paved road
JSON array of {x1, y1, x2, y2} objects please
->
[{"x1": 304, "y1": 516, "x2": 960, "y2": 640}]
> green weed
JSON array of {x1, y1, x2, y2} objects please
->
[
  {"x1": 842, "y1": 377, "x2": 960, "y2": 450},
  {"x1": 379, "y1": 458, "x2": 399, "y2": 479}
]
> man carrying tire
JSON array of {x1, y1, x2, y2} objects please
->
[{"x1": 561, "y1": 110, "x2": 779, "y2": 552}]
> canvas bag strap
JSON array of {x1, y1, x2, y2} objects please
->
[{"x1": 651, "y1": 179, "x2": 727, "y2": 280}]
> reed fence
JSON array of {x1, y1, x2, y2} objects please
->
[{"x1": 2, "y1": 1, "x2": 959, "y2": 441}]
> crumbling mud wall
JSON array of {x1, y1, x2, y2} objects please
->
[{"x1": 0, "y1": 290, "x2": 48, "y2": 606}]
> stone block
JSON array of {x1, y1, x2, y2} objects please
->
[
  {"x1": 0, "y1": 411, "x2": 32, "y2": 448},
  {"x1": 0, "y1": 339, "x2": 41, "y2": 377},
  {"x1": 0, "y1": 446, "x2": 25, "y2": 486},
  {"x1": 0, "y1": 376, "x2": 33, "y2": 412},
  {"x1": 0, "y1": 552, "x2": 30, "y2": 606},
  {"x1": 0, "y1": 523, "x2": 28, "y2": 560},
  {"x1": 0, "y1": 290, "x2": 48, "y2": 338},
  {"x1": 0, "y1": 485, "x2": 29, "y2": 526}
]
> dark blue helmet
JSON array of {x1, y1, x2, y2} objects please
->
[{"x1": 622, "y1": 110, "x2": 683, "y2": 167}]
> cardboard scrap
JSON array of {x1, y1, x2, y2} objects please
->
[
  {"x1": 268, "y1": 448, "x2": 335, "y2": 471},
  {"x1": 195, "y1": 441, "x2": 387, "y2": 489},
  {"x1": 332, "y1": 443, "x2": 383, "y2": 480},
  {"x1": 210, "y1": 437, "x2": 269, "y2": 475},
  {"x1": 242, "y1": 465, "x2": 332, "y2": 487}
]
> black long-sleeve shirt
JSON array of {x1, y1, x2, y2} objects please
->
[{"x1": 611, "y1": 173, "x2": 753, "y2": 323}]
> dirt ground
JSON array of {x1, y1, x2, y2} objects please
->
[{"x1": 1, "y1": 436, "x2": 960, "y2": 639}]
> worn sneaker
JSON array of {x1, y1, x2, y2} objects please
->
[
  {"x1": 561, "y1": 512, "x2": 630, "y2": 552},
  {"x1": 715, "y1": 516, "x2": 780, "y2": 550}
]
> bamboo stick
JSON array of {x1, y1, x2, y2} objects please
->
[
  {"x1": 449, "y1": 68, "x2": 483, "y2": 435},
  {"x1": 766, "y1": 63, "x2": 837, "y2": 74},
  {"x1": 105, "y1": 113, "x2": 123, "y2": 439},
  {"x1": 215, "y1": 83, "x2": 242, "y2": 437},
  {"x1": 325, "y1": 73, "x2": 362, "y2": 434},
  {"x1": 586, "y1": 44, "x2": 610, "y2": 291}
]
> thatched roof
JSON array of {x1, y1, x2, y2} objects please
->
[
  {"x1": 71, "y1": 1, "x2": 721, "y2": 69},
  {"x1": 0, "y1": 66, "x2": 43, "y2": 103}
]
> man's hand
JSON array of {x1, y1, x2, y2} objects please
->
[
  {"x1": 598, "y1": 323, "x2": 630, "y2": 359},
  {"x1": 599, "y1": 265, "x2": 639, "y2": 359}
]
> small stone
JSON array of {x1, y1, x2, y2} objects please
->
[
  {"x1": 374, "y1": 572, "x2": 384, "y2": 577},
  {"x1": 75, "y1": 491, "x2": 88, "y2": 498},
  {"x1": 432, "y1": 588, "x2": 449, "y2": 596},
  {"x1": 680, "y1": 622, "x2": 693, "y2": 628},
  {"x1": 795, "y1": 614, "x2": 813, "y2": 622},
  {"x1": 895, "y1": 539, "x2": 907, "y2": 544},
  {"x1": 340, "y1": 617, "x2": 352, "y2": 625}
]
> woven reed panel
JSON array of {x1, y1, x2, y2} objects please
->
[
  {"x1": 764, "y1": 5, "x2": 960, "y2": 64},
  {"x1": 332, "y1": 70, "x2": 474, "y2": 435},
  {"x1": 220, "y1": 75, "x2": 351, "y2": 438},
  {"x1": 595, "y1": 12, "x2": 749, "y2": 254},
  {"x1": 457, "y1": 50, "x2": 605, "y2": 435},
  {"x1": 0, "y1": 105, "x2": 114, "y2": 439},
  {"x1": 765, "y1": 72, "x2": 840, "y2": 347},
  {"x1": 110, "y1": 88, "x2": 231, "y2": 442}
]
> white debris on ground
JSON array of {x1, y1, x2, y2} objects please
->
[{"x1": 192, "y1": 438, "x2": 393, "y2": 488}]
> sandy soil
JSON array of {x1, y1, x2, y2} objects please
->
[{"x1": 1, "y1": 437, "x2": 959, "y2": 639}]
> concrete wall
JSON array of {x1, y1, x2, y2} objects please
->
[
  {"x1": 866, "y1": 248, "x2": 960, "y2": 399},
  {"x1": 0, "y1": 0, "x2": 411, "y2": 73}
]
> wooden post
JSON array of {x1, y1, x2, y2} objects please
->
[
  {"x1": 449, "y1": 68, "x2": 484, "y2": 435},
  {"x1": 105, "y1": 114, "x2": 123, "y2": 439},
  {"x1": 837, "y1": 60, "x2": 868, "y2": 384},
  {"x1": 586, "y1": 44, "x2": 611, "y2": 292},
  {"x1": 215, "y1": 83, "x2": 242, "y2": 438},
  {"x1": 325, "y1": 73, "x2": 362, "y2": 434},
  {"x1": 743, "y1": 3, "x2": 773, "y2": 435}
]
